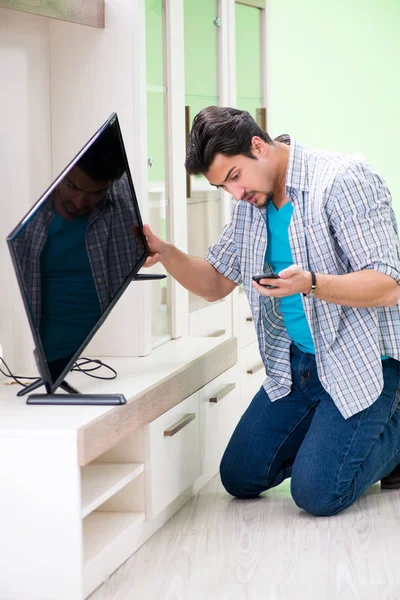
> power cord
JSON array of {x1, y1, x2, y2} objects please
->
[
  {"x1": 0, "y1": 355, "x2": 118, "y2": 388},
  {"x1": 72, "y1": 357, "x2": 117, "y2": 380},
  {"x1": 0, "y1": 357, "x2": 39, "y2": 388}
]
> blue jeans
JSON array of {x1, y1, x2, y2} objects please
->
[{"x1": 220, "y1": 344, "x2": 400, "y2": 516}]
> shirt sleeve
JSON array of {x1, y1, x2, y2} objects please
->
[
  {"x1": 205, "y1": 218, "x2": 242, "y2": 286},
  {"x1": 330, "y1": 162, "x2": 400, "y2": 284}
]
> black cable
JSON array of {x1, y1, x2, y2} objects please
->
[
  {"x1": 0, "y1": 355, "x2": 117, "y2": 387},
  {"x1": 0, "y1": 357, "x2": 39, "y2": 388},
  {"x1": 72, "y1": 357, "x2": 117, "y2": 381}
]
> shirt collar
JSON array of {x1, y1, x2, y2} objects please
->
[{"x1": 282, "y1": 136, "x2": 309, "y2": 193}]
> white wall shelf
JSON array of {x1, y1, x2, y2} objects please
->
[
  {"x1": 0, "y1": 0, "x2": 104, "y2": 27},
  {"x1": 81, "y1": 463, "x2": 144, "y2": 518},
  {"x1": 83, "y1": 511, "x2": 146, "y2": 564}
]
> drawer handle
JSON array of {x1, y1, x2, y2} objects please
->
[
  {"x1": 247, "y1": 362, "x2": 264, "y2": 375},
  {"x1": 209, "y1": 382, "x2": 236, "y2": 403},
  {"x1": 246, "y1": 316, "x2": 253, "y2": 322},
  {"x1": 207, "y1": 329, "x2": 226, "y2": 338},
  {"x1": 164, "y1": 413, "x2": 196, "y2": 437}
]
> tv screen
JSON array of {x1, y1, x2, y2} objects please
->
[{"x1": 7, "y1": 113, "x2": 148, "y2": 394}]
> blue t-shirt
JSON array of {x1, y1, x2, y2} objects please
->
[
  {"x1": 40, "y1": 211, "x2": 101, "y2": 362},
  {"x1": 266, "y1": 201, "x2": 315, "y2": 354},
  {"x1": 265, "y1": 201, "x2": 389, "y2": 359}
]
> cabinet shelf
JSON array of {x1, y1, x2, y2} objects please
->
[
  {"x1": 83, "y1": 511, "x2": 145, "y2": 565},
  {"x1": 0, "y1": 0, "x2": 105, "y2": 28},
  {"x1": 81, "y1": 463, "x2": 144, "y2": 518}
]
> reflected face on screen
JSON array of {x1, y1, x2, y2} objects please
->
[
  {"x1": 8, "y1": 119, "x2": 147, "y2": 387},
  {"x1": 54, "y1": 166, "x2": 111, "y2": 220}
]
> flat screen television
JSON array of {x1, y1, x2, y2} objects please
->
[{"x1": 7, "y1": 113, "x2": 160, "y2": 405}]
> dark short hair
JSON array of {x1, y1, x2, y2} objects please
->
[
  {"x1": 77, "y1": 122, "x2": 126, "y2": 182},
  {"x1": 185, "y1": 106, "x2": 273, "y2": 175}
]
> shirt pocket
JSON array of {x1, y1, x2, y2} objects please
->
[{"x1": 305, "y1": 221, "x2": 342, "y2": 275}]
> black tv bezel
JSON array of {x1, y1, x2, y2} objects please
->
[{"x1": 6, "y1": 112, "x2": 149, "y2": 394}]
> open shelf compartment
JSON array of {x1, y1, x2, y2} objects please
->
[{"x1": 81, "y1": 463, "x2": 144, "y2": 518}]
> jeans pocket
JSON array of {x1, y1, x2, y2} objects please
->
[
  {"x1": 390, "y1": 388, "x2": 400, "y2": 418},
  {"x1": 388, "y1": 362, "x2": 400, "y2": 418}
]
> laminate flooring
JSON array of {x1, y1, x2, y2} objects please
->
[{"x1": 89, "y1": 476, "x2": 400, "y2": 600}]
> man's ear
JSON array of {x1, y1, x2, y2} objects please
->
[{"x1": 250, "y1": 136, "x2": 268, "y2": 157}]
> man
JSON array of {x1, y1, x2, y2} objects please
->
[
  {"x1": 143, "y1": 106, "x2": 400, "y2": 515},
  {"x1": 13, "y1": 124, "x2": 144, "y2": 381}
]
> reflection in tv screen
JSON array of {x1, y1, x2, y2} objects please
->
[{"x1": 8, "y1": 114, "x2": 147, "y2": 388}]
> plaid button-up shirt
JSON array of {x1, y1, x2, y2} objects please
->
[
  {"x1": 206, "y1": 137, "x2": 400, "y2": 419},
  {"x1": 12, "y1": 174, "x2": 145, "y2": 328}
]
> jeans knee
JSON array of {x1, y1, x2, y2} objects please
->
[
  {"x1": 290, "y1": 469, "x2": 343, "y2": 517},
  {"x1": 219, "y1": 454, "x2": 260, "y2": 499}
]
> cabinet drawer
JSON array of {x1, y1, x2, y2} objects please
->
[
  {"x1": 199, "y1": 364, "x2": 241, "y2": 481},
  {"x1": 146, "y1": 393, "x2": 201, "y2": 517},
  {"x1": 240, "y1": 341, "x2": 266, "y2": 412},
  {"x1": 189, "y1": 298, "x2": 232, "y2": 338},
  {"x1": 238, "y1": 289, "x2": 257, "y2": 349}
]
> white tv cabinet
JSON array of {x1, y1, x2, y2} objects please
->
[{"x1": 0, "y1": 336, "x2": 239, "y2": 600}]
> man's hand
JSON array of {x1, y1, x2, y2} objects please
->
[
  {"x1": 253, "y1": 265, "x2": 400, "y2": 307},
  {"x1": 142, "y1": 224, "x2": 168, "y2": 267},
  {"x1": 253, "y1": 264, "x2": 312, "y2": 297},
  {"x1": 138, "y1": 224, "x2": 236, "y2": 301}
]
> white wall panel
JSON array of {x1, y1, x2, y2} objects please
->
[
  {"x1": 49, "y1": 0, "x2": 150, "y2": 357},
  {"x1": 0, "y1": 9, "x2": 52, "y2": 374}
]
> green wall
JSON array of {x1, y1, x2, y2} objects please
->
[
  {"x1": 236, "y1": 3, "x2": 261, "y2": 119},
  {"x1": 267, "y1": 0, "x2": 400, "y2": 218},
  {"x1": 146, "y1": 0, "x2": 219, "y2": 184},
  {"x1": 184, "y1": 0, "x2": 218, "y2": 103},
  {"x1": 184, "y1": 0, "x2": 218, "y2": 195}
]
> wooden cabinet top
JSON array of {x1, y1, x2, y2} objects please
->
[{"x1": 0, "y1": 336, "x2": 238, "y2": 465}]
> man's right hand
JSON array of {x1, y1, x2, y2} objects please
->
[
  {"x1": 142, "y1": 224, "x2": 167, "y2": 267},
  {"x1": 140, "y1": 224, "x2": 236, "y2": 302}
]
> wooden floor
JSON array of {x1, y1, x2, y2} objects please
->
[{"x1": 89, "y1": 476, "x2": 400, "y2": 600}]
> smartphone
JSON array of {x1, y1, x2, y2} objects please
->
[{"x1": 252, "y1": 271, "x2": 280, "y2": 288}]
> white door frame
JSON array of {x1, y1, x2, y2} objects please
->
[
  {"x1": 164, "y1": 0, "x2": 188, "y2": 339},
  {"x1": 133, "y1": 0, "x2": 188, "y2": 348},
  {"x1": 230, "y1": 0, "x2": 268, "y2": 341}
]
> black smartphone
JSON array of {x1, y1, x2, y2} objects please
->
[
  {"x1": 252, "y1": 271, "x2": 280, "y2": 288},
  {"x1": 134, "y1": 273, "x2": 167, "y2": 281},
  {"x1": 252, "y1": 271, "x2": 280, "y2": 283}
]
